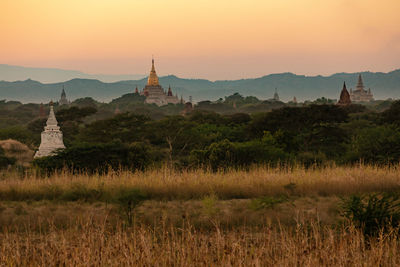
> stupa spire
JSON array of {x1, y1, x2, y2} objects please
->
[
  {"x1": 356, "y1": 74, "x2": 364, "y2": 91},
  {"x1": 147, "y1": 57, "x2": 159, "y2": 86},
  {"x1": 337, "y1": 81, "x2": 351, "y2": 105},
  {"x1": 46, "y1": 103, "x2": 59, "y2": 128},
  {"x1": 34, "y1": 102, "x2": 65, "y2": 158}
]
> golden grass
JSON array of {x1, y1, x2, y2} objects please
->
[
  {"x1": 0, "y1": 165, "x2": 400, "y2": 265},
  {"x1": 1, "y1": 220, "x2": 400, "y2": 266},
  {"x1": 0, "y1": 165, "x2": 399, "y2": 201}
]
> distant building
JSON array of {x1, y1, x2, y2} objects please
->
[
  {"x1": 181, "y1": 102, "x2": 194, "y2": 116},
  {"x1": 59, "y1": 86, "x2": 70, "y2": 106},
  {"x1": 140, "y1": 58, "x2": 180, "y2": 106},
  {"x1": 337, "y1": 82, "x2": 351, "y2": 105},
  {"x1": 269, "y1": 88, "x2": 280, "y2": 101},
  {"x1": 293, "y1": 96, "x2": 297, "y2": 104},
  {"x1": 34, "y1": 102, "x2": 65, "y2": 158},
  {"x1": 273, "y1": 88, "x2": 280, "y2": 101},
  {"x1": 349, "y1": 74, "x2": 373, "y2": 102}
]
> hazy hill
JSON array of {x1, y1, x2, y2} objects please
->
[
  {"x1": 0, "y1": 70, "x2": 399, "y2": 103},
  {"x1": 0, "y1": 64, "x2": 145, "y2": 83}
]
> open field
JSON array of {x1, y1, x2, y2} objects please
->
[
  {"x1": 1, "y1": 165, "x2": 400, "y2": 265},
  {"x1": 1, "y1": 165, "x2": 400, "y2": 201}
]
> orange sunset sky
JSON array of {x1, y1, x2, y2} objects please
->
[{"x1": 1, "y1": 0, "x2": 400, "y2": 80}]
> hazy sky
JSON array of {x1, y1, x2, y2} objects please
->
[{"x1": 1, "y1": 0, "x2": 400, "y2": 80}]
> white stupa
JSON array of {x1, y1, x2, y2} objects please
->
[{"x1": 34, "y1": 102, "x2": 65, "y2": 158}]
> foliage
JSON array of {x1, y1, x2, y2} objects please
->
[
  {"x1": 33, "y1": 142, "x2": 154, "y2": 174},
  {"x1": 56, "y1": 106, "x2": 97, "y2": 123},
  {"x1": 345, "y1": 125, "x2": 400, "y2": 164},
  {"x1": 381, "y1": 100, "x2": 400, "y2": 126},
  {"x1": 190, "y1": 133, "x2": 288, "y2": 171},
  {"x1": 0, "y1": 147, "x2": 16, "y2": 169},
  {"x1": 341, "y1": 193, "x2": 400, "y2": 236},
  {"x1": 2, "y1": 97, "x2": 400, "y2": 170},
  {"x1": 116, "y1": 188, "x2": 147, "y2": 225},
  {"x1": 249, "y1": 195, "x2": 289, "y2": 210}
]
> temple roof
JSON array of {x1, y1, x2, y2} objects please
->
[
  {"x1": 46, "y1": 104, "x2": 58, "y2": 127},
  {"x1": 338, "y1": 82, "x2": 351, "y2": 105},
  {"x1": 147, "y1": 58, "x2": 160, "y2": 86},
  {"x1": 356, "y1": 74, "x2": 364, "y2": 91}
]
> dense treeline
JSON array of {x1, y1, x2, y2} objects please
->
[
  {"x1": 35, "y1": 101, "x2": 400, "y2": 172},
  {"x1": 1, "y1": 95, "x2": 400, "y2": 172}
]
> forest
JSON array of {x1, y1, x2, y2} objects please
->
[{"x1": 0, "y1": 92, "x2": 399, "y2": 172}]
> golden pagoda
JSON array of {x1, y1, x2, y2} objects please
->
[
  {"x1": 141, "y1": 58, "x2": 180, "y2": 106},
  {"x1": 147, "y1": 58, "x2": 159, "y2": 86}
]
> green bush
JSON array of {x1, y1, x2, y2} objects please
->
[
  {"x1": 116, "y1": 188, "x2": 147, "y2": 225},
  {"x1": 250, "y1": 195, "x2": 289, "y2": 210},
  {"x1": 341, "y1": 193, "x2": 400, "y2": 236},
  {"x1": 0, "y1": 147, "x2": 16, "y2": 169},
  {"x1": 33, "y1": 142, "x2": 155, "y2": 174}
]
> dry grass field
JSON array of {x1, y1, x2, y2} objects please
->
[{"x1": 1, "y1": 165, "x2": 400, "y2": 266}]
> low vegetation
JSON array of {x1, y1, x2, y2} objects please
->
[
  {"x1": 1, "y1": 98, "x2": 400, "y2": 265},
  {"x1": 0, "y1": 166, "x2": 399, "y2": 265},
  {"x1": 0, "y1": 165, "x2": 400, "y2": 266}
]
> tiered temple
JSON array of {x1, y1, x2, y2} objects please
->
[
  {"x1": 140, "y1": 58, "x2": 180, "y2": 106},
  {"x1": 34, "y1": 102, "x2": 65, "y2": 158},
  {"x1": 349, "y1": 74, "x2": 373, "y2": 102}
]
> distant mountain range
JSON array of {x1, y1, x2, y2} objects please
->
[
  {"x1": 0, "y1": 64, "x2": 145, "y2": 83},
  {"x1": 1, "y1": 65, "x2": 400, "y2": 103}
]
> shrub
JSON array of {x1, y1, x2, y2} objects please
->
[
  {"x1": 341, "y1": 193, "x2": 400, "y2": 236},
  {"x1": 33, "y1": 142, "x2": 154, "y2": 174},
  {"x1": 116, "y1": 189, "x2": 147, "y2": 225},
  {"x1": 0, "y1": 147, "x2": 16, "y2": 169},
  {"x1": 250, "y1": 195, "x2": 289, "y2": 210}
]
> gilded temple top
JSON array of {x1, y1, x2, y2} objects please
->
[{"x1": 147, "y1": 58, "x2": 160, "y2": 86}]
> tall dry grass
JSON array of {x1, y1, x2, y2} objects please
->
[
  {"x1": 1, "y1": 165, "x2": 400, "y2": 265},
  {"x1": 0, "y1": 220, "x2": 399, "y2": 266},
  {"x1": 0, "y1": 164, "x2": 399, "y2": 202}
]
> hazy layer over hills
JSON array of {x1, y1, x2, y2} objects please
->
[
  {"x1": 0, "y1": 64, "x2": 145, "y2": 83},
  {"x1": 0, "y1": 65, "x2": 399, "y2": 103}
]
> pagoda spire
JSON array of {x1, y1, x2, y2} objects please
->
[
  {"x1": 34, "y1": 101, "x2": 65, "y2": 158},
  {"x1": 356, "y1": 74, "x2": 364, "y2": 91},
  {"x1": 337, "y1": 81, "x2": 351, "y2": 105},
  {"x1": 147, "y1": 56, "x2": 159, "y2": 86},
  {"x1": 151, "y1": 56, "x2": 155, "y2": 72}
]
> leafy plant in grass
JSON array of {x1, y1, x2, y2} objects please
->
[
  {"x1": 250, "y1": 195, "x2": 289, "y2": 210},
  {"x1": 202, "y1": 194, "x2": 220, "y2": 217},
  {"x1": 116, "y1": 189, "x2": 147, "y2": 225},
  {"x1": 341, "y1": 193, "x2": 400, "y2": 236}
]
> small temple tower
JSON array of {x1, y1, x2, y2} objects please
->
[
  {"x1": 270, "y1": 88, "x2": 280, "y2": 101},
  {"x1": 59, "y1": 85, "x2": 69, "y2": 106},
  {"x1": 337, "y1": 82, "x2": 351, "y2": 105},
  {"x1": 273, "y1": 88, "x2": 279, "y2": 101},
  {"x1": 34, "y1": 102, "x2": 65, "y2": 158}
]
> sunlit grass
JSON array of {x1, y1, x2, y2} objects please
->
[{"x1": 0, "y1": 164, "x2": 399, "y2": 202}]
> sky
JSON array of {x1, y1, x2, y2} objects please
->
[{"x1": 1, "y1": 0, "x2": 400, "y2": 80}]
